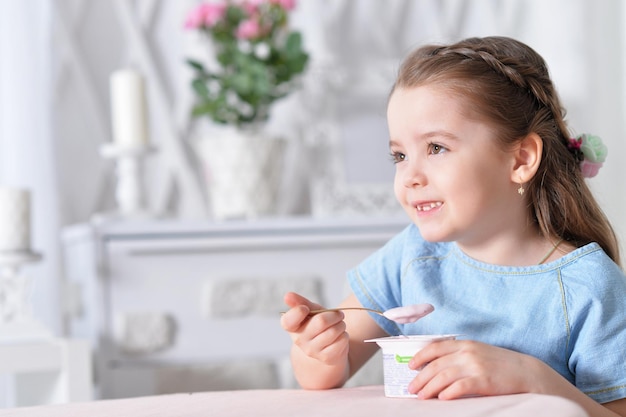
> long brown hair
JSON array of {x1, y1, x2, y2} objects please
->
[{"x1": 391, "y1": 36, "x2": 620, "y2": 265}]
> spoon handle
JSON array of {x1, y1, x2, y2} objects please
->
[{"x1": 308, "y1": 307, "x2": 383, "y2": 316}]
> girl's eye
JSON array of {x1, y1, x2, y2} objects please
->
[
  {"x1": 428, "y1": 143, "x2": 447, "y2": 155},
  {"x1": 389, "y1": 151, "x2": 406, "y2": 164}
]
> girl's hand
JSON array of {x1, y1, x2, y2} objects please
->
[
  {"x1": 407, "y1": 340, "x2": 537, "y2": 399},
  {"x1": 410, "y1": 340, "x2": 626, "y2": 417},
  {"x1": 280, "y1": 292, "x2": 350, "y2": 366}
]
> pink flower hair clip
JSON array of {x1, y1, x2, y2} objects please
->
[{"x1": 567, "y1": 133, "x2": 608, "y2": 178}]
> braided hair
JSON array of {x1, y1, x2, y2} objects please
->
[{"x1": 391, "y1": 36, "x2": 620, "y2": 265}]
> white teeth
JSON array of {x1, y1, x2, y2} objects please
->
[{"x1": 416, "y1": 202, "x2": 442, "y2": 211}]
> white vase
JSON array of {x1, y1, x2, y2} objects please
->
[{"x1": 194, "y1": 125, "x2": 287, "y2": 220}]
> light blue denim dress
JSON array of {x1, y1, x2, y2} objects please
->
[{"x1": 348, "y1": 224, "x2": 626, "y2": 403}]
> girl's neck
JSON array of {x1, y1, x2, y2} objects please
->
[{"x1": 455, "y1": 232, "x2": 570, "y2": 266}]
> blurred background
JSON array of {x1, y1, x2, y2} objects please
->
[{"x1": 1, "y1": 0, "x2": 625, "y2": 407}]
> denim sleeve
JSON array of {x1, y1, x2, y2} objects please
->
[
  {"x1": 347, "y1": 225, "x2": 418, "y2": 336},
  {"x1": 565, "y1": 254, "x2": 626, "y2": 403}
]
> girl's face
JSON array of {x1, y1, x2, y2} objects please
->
[{"x1": 388, "y1": 85, "x2": 518, "y2": 246}]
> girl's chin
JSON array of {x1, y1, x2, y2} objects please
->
[{"x1": 415, "y1": 229, "x2": 450, "y2": 243}]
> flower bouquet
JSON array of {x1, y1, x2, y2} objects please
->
[
  {"x1": 183, "y1": 0, "x2": 309, "y2": 220},
  {"x1": 185, "y1": 0, "x2": 309, "y2": 127}
]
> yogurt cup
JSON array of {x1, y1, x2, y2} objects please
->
[{"x1": 365, "y1": 335, "x2": 458, "y2": 397}]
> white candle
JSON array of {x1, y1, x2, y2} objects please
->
[
  {"x1": 0, "y1": 187, "x2": 31, "y2": 252},
  {"x1": 110, "y1": 69, "x2": 149, "y2": 149}
]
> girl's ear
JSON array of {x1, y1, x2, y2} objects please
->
[{"x1": 511, "y1": 132, "x2": 542, "y2": 183}]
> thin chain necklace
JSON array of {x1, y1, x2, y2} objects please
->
[{"x1": 537, "y1": 239, "x2": 563, "y2": 265}]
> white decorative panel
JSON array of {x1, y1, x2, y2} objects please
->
[{"x1": 114, "y1": 311, "x2": 176, "y2": 354}]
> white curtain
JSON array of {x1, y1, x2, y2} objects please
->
[{"x1": 0, "y1": 1, "x2": 62, "y2": 335}]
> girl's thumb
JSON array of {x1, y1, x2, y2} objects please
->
[{"x1": 283, "y1": 291, "x2": 319, "y2": 310}]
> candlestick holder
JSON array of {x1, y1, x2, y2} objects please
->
[
  {"x1": 0, "y1": 250, "x2": 48, "y2": 342},
  {"x1": 100, "y1": 143, "x2": 156, "y2": 218}
]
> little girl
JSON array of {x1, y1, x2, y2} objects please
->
[{"x1": 281, "y1": 36, "x2": 626, "y2": 417}]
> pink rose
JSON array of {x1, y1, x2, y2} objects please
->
[
  {"x1": 242, "y1": 1, "x2": 260, "y2": 15},
  {"x1": 580, "y1": 160, "x2": 603, "y2": 178},
  {"x1": 184, "y1": 3, "x2": 226, "y2": 29},
  {"x1": 236, "y1": 19, "x2": 262, "y2": 39},
  {"x1": 184, "y1": 5, "x2": 205, "y2": 29},
  {"x1": 202, "y1": 3, "x2": 227, "y2": 27}
]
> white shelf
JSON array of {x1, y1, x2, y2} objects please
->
[
  {"x1": 0, "y1": 251, "x2": 42, "y2": 266},
  {"x1": 0, "y1": 341, "x2": 63, "y2": 373},
  {"x1": 0, "y1": 338, "x2": 93, "y2": 406}
]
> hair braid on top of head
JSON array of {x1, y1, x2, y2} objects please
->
[
  {"x1": 428, "y1": 43, "x2": 564, "y2": 130},
  {"x1": 392, "y1": 36, "x2": 620, "y2": 265}
]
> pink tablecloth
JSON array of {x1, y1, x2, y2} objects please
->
[{"x1": 0, "y1": 385, "x2": 588, "y2": 417}]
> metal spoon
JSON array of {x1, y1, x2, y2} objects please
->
[{"x1": 306, "y1": 304, "x2": 434, "y2": 324}]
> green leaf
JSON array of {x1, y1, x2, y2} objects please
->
[
  {"x1": 217, "y1": 48, "x2": 238, "y2": 67},
  {"x1": 191, "y1": 103, "x2": 214, "y2": 117},
  {"x1": 253, "y1": 74, "x2": 272, "y2": 97},
  {"x1": 285, "y1": 32, "x2": 303, "y2": 58},
  {"x1": 186, "y1": 59, "x2": 206, "y2": 72},
  {"x1": 287, "y1": 53, "x2": 308, "y2": 74},
  {"x1": 231, "y1": 73, "x2": 253, "y2": 95},
  {"x1": 225, "y1": 5, "x2": 246, "y2": 24},
  {"x1": 191, "y1": 79, "x2": 210, "y2": 99}
]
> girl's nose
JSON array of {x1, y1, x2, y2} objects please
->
[{"x1": 400, "y1": 160, "x2": 426, "y2": 188}]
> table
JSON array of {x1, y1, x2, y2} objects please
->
[{"x1": 0, "y1": 385, "x2": 588, "y2": 417}]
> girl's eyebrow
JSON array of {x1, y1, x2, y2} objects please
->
[
  {"x1": 422, "y1": 130, "x2": 459, "y2": 140},
  {"x1": 389, "y1": 130, "x2": 459, "y2": 147}
]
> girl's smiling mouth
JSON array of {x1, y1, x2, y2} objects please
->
[{"x1": 414, "y1": 201, "x2": 443, "y2": 212}]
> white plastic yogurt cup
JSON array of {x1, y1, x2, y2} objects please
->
[{"x1": 365, "y1": 335, "x2": 458, "y2": 398}]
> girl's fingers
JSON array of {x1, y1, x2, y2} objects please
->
[
  {"x1": 281, "y1": 292, "x2": 322, "y2": 332},
  {"x1": 289, "y1": 312, "x2": 348, "y2": 365},
  {"x1": 316, "y1": 330, "x2": 350, "y2": 365},
  {"x1": 305, "y1": 319, "x2": 348, "y2": 363},
  {"x1": 408, "y1": 340, "x2": 536, "y2": 399},
  {"x1": 283, "y1": 291, "x2": 322, "y2": 310},
  {"x1": 281, "y1": 291, "x2": 349, "y2": 364},
  {"x1": 296, "y1": 310, "x2": 345, "y2": 342},
  {"x1": 407, "y1": 340, "x2": 478, "y2": 397},
  {"x1": 280, "y1": 304, "x2": 311, "y2": 332},
  {"x1": 408, "y1": 357, "x2": 466, "y2": 398},
  {"x1": 408, "y1": 339, "x2": 458, "y2": 370}
]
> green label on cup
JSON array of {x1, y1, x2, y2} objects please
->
[{"x1": 395, "y1": 354, "x2": 412, "y2": 364}]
